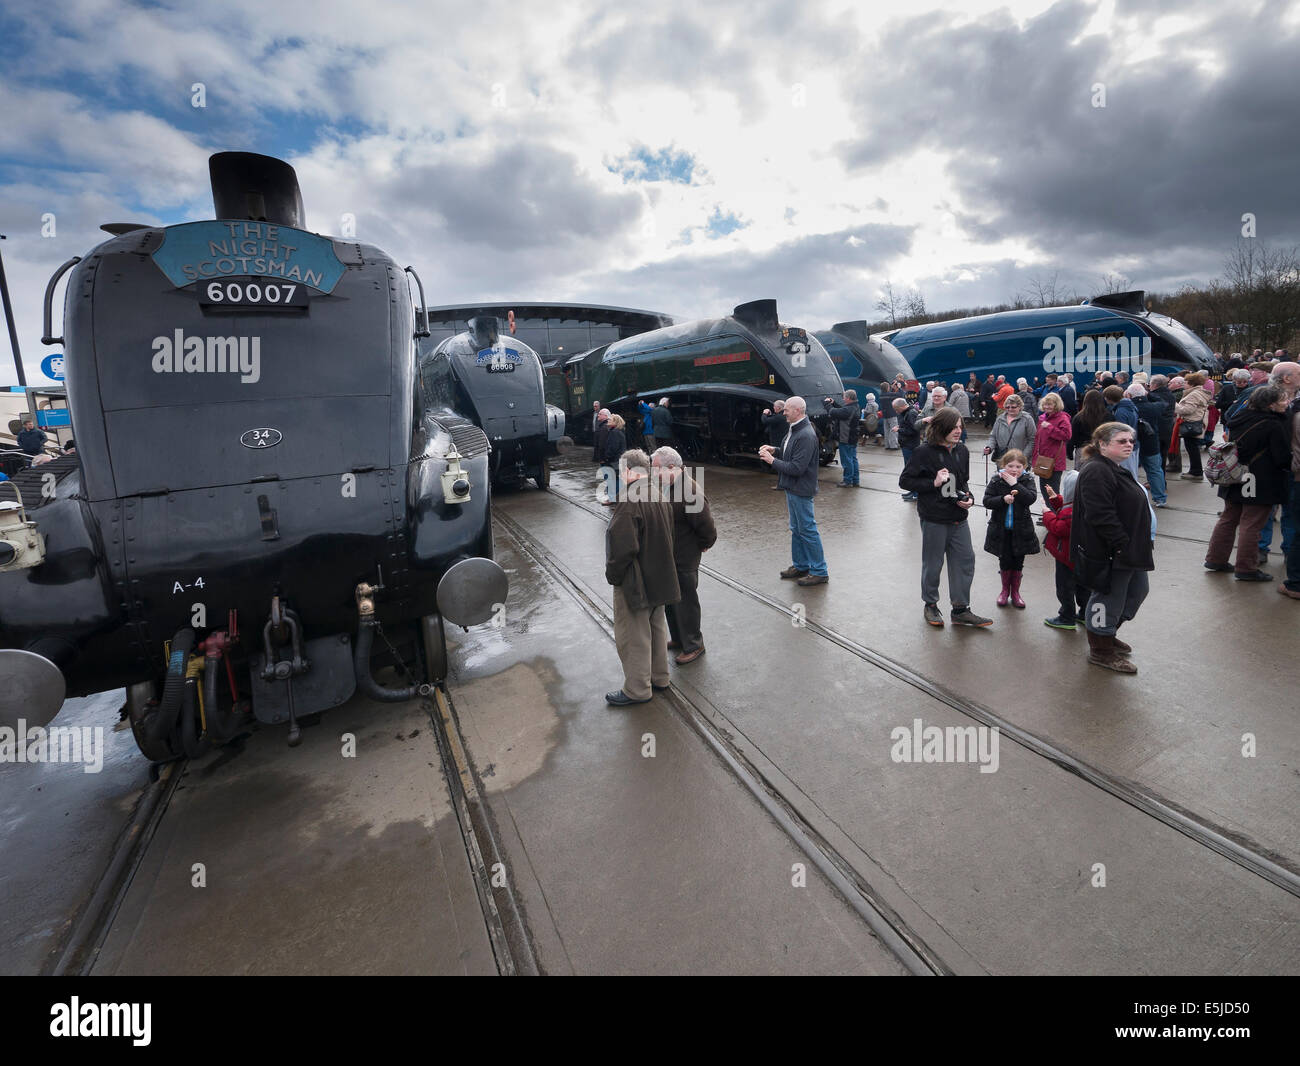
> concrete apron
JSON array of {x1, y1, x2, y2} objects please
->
[
  {"x1": 493, "y1": 451, "x2": 1299, "y2": 974},
  {"x1": 445, "y1": 529, "x2": 909, "y2": 975},
  {"x1": 91, "y1": 694, "x2": 495, "y2": 975}
]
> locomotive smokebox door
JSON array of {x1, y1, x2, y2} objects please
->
[
  {"x1": 436, "y1": 557, "x2": 508, "y2": 627},
  {"x1": 0, "y1": 649, "x2": 66, "y2": 729}
]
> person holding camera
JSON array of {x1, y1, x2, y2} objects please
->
[{"x1": 899, "y1": 408, "x2": 993, "y2": 627}]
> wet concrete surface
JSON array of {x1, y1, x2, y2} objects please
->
[
  {"x1": 483, "y1": 442, "x2": 1300, "y2": 974},
  {"x1": 92, "y1": 693, "x2": 493, "y2": 975},
  {"x1": 556, "y1": 437, "x2": 1299, "y2": 865},
  {"x1": 0, "y1": 689, "x2": 149, "y2": 975},
  {"x1": 446, "y1": 534, "x2": 909, "y2": 974}
]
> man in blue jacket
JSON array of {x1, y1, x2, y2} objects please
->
[
  {"x1": 16, "y1": 419, "x2": 47, "y2": 456},
  {"x1": 637, "y1": 398, "x2": 656, "y2": 452},
  {"x1": 759, "y1": 396, "x2": 828, "y2": 586}
]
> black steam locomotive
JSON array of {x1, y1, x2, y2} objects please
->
[
  {"x1": 418, "y1": 319, "x2": 551, "y2": 489},
  {"x1": 0, "y1": 152, "x2": 507, "y2": 760}
]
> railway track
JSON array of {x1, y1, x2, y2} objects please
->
[
  {"x1": 43, "y1": 691, "x2": 534, "y2": 976},
  {"x1": 496, "y1": 483, "x2": 1300, "y2": 972}
]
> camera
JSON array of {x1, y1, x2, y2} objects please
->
[{"x1": 954, "y1": 489, "x2": 973, "y2": 503}]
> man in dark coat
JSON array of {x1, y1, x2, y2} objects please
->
[
  {"x1": 823, "y1": 389, "x2": 861, "y2": 486},
  {"x1": 759, "y1": 396, "x2": 828, "y2": 585},
  {"x1": 652, "y1": 447, "x2": 717, "y2": 665},
  {"x1": 16, "y1": 419, "x2": 47, "y2": 456},
  {"x1": 894, "y1": 398, "x2": 921, "y2": 500},
  {"x1": 604, "y1": 449, "x2": 680, "y2": 705},
  {"x1": 650, "y1": 397, "x2": 674, "y2": 446},
  {"x1": 1146, "y1": 374, "x2": 1178, "y2": 468},
  {"x1": 979, "y1": 375, "x2": 998, "y2": 427}
]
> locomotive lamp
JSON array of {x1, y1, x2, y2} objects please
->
[
  {"x1": 0, "y1": 491, "x2": 46, "y2": 572},
  {"x1": 440, "y1": 449, "x2": 472, "y2": 504}
]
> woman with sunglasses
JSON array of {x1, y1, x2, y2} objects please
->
[{"x1": 1071, "y1": 422, "x2": 1154, "y2": 674}]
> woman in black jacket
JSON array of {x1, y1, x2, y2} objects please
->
[
  {"x1": 982, "y1": 449, "x2": 1040, "y2": 608},
  {"x1": 602, "y1": 414, "x2": 628, "y2": 504},
  {"x1": 1071, "y1": 422, "x2": 1153, "y2": 673},
  {"x1": 898, "y1": 408, "x2": 992, "y2": 628},
  {"x1": 1204, "y1": 386, "x2": 1293, "y2": 580}
]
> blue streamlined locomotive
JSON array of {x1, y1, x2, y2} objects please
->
[
  {"x1": 884, "y1": 292, "x2": 1216, "y2": 389},
  {"x1": 815, "y1": 321, "x2": 915, "y2": 407},
  {"x1": 0, "y1": 152, "x2": 507, "y2": 760}
]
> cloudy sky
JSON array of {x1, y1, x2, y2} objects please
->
[{"x1": 2, "y1": 0, "x2": 1297, "y2": 384}]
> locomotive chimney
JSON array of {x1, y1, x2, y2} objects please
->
[
  {"x1": 209, "y1": 152, "x2": 305, "y2": 229},
  {"x1": 830, "y1": 320, "x2": 870, "y2": 341},
  {"x1": 732, "y1": 299, "x2": 779, "y2": 334},
  {"x1": 468, "y1": 316, "x2": 501, "y2": 348}
]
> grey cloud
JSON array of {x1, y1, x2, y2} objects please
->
[
  {"x1": 570, "y1": 222, "x2": 916, "y2": 326},
  {"x1": 837, "y1": 0, "x2": 1300, "y2": 281}
]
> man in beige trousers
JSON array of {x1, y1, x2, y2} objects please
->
[{"x1": 604, "y1": 449, "x2": 681, "y2": 705}]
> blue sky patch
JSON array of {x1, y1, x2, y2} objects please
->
[{"x1": 609, "y1": 145, "x2": 695, "y2": 184}]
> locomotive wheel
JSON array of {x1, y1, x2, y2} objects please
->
[
  {"x1": 126, "y1": 680, "x2": 183, "y2": 764},
  {"x1": 421, "y1": 613, "x2": 448, "y2": 687},
  {"x1": 533, "y1": 457, "x2": 550, "y2": 491}
]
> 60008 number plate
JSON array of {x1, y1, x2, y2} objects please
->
[{"x1": 199, "y1": 277, "x2": 309, "y2": 308}]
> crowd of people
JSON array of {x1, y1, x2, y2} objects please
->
[{"x1": 593, "y1": 351, "x2": 1299, "y2": 697}]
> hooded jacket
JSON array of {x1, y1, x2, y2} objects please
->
[
  {"x1": 900, "y1": 441, "x2": 973, "y2": 523},
  {"x1": 1042, "y1": 470, "x2": 1079, "y2": 567},
  {"x1": 982, "y1": 470, "x2": 1042, "y2": 557},
  {"x1": 823, "y1": 398, "x2": 861, "y2": 444}
]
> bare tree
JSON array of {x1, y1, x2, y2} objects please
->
[
  {"x1": 902, "y1": 288, "x2": 927, "y2": 321},
  {"x1": 1221, "y1": 240, "x2": 1300, "y2": 351},
  {"x1": 1017, "y1": 270, "x2": 1077, "y2": 308},
  {"x1": 875, "y1": 280, "x2": 900, "y2": 328},
  {"x1": 1094, "y1": 271, "x2": 1132, "y2": 296}
]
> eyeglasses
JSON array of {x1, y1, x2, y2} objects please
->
[{"x1": 1113, "y1": 438, "x2": 1135, "y2": 446}]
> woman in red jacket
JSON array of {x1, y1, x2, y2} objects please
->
[{"x1": 1030, "y1": 392, "x2": 1072, "y2": 498}]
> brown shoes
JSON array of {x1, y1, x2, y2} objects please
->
[
  {"x1": 1086, "y1": 631, "x2": 1136, "y2": 673},
  {"x1": 675, "y1": 647, "x2": 705, "y2": 665},
  {"x1": 780, "y1": 566, "x2": 809, "y2": 579},
  {"x1": 796, "y1": 574, "x2": 829, "y2": 586}
]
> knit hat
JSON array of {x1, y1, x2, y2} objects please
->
[{"x1": 1061, "y1": 469, "x2": 1079, "y2": 505}]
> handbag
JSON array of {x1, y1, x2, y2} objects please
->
[
  {"x1": 1179, "y1": 419, "x2": 1204, "y2": 438},
  {"x1": 1032, "y1": 453, "x2": 1056, "y2": 479}
]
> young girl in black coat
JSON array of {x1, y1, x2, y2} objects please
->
[{"x1": 982, "y1": 448, "x2": 1040, "y2": 607}]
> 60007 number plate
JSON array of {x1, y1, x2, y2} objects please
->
[{"x1": 199, "y1": 277, "x2": 309, "y2": 308}]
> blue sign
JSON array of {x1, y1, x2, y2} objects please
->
[
  {"x1": 475, "y1": 345, "x2": 522, "y2": 366},
  {"x1": 41, "y1": 353, "x2": 66, "y2": 381},
  {"x1": 151, "y1": 220, "x2": 346, "y2": 293},
  {"x1": 37, "y1": 409, "x2": 71, "y2": 428}
]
